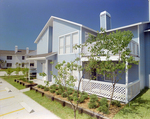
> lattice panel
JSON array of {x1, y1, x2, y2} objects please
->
[
  {"x1": 128, "y1": 80, "x2": 140, "y2": 101},
  {"x1": 82, "y1": 79, "x2": 126, "y2": 102}
]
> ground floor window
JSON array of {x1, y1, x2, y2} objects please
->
[
  {"x1": 30, "y1": 63, "x2": 34, "y2": 67},
  {"x1": 22, "y1": 63, "x2": 24, "y2": 67},
  {"x1": 7, "y1": 63, "x2": 12, "y2": 67}
]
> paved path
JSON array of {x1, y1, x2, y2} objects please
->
[
  {"x1": 0, "y1": 71, "x2": 23, "y2": 76},
  {"x1": 0, "y1": 78, "x2": 61, "y2": 119}
]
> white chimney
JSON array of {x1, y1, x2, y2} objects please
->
[
  {"x1": 15, "y1": 46, "x2": 18, "y2": 53},
  {"x1": 100, "y1": 11, "x2": 111, "y2": 30},
  {"x1": 26, "y1": 47, "x2": 29, "y2": 54}
]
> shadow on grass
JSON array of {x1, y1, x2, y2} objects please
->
[{"x1": 117, "y1": 87, "x2": 150, "y2": 117}]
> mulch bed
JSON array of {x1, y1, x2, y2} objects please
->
[{"x1": 31, "y1": 86, "x2": 125, "y2": 119}]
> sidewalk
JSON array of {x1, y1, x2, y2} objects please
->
[{"x1": 0, "y1": 78, "x2": 60, "y2": 119}]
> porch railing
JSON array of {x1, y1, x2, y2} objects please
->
[
  {"x1": 81, "y1": 79, "x2": 140, "y2": 103},
  {"x1": 81, "y1": 40, "x2": 139, "y2": 57}
]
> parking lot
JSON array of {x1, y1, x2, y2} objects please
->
[{"x1": 0, "y1": 78, "x2": 60, "y2": 119}]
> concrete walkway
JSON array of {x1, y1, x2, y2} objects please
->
[
  {"x1": 0, "y1": 78, "x2": 60, "y2": 119},
  {"x1": 32, "y1": 79, "x2": 53, "y2": 86}
]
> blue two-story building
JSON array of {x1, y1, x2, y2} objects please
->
[{"x1": 27, "y1": 1, "x2": 150, "y2": 103}]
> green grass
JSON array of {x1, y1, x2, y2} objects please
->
[
  {"x1": 114, "y1": 88, "x2": 150, "y2": 119},
  {"x1": 24, "y1": 90, "x2": 96, "y2": 119},
  {"x1": 0, "y1": 75, "x2": 25, "y2": 90}
]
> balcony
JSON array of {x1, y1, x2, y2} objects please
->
[{"x1": 81, "y1": 40, "x2": 139, "y2": 57}]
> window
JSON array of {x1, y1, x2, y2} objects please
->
[
  {"x1": 7, "y1": 63, "x2": 12, "y2": 67},
  {"x1": 22, "y1": 63, "x2": 24, "y2": 67},
  {"x1": 59, "y1": 31, "x2": 79, "y2": 54},
  {"x1": 30, "y1": 63, "x2": 34, "y2": 67},
  {"x1": 65, "y1": 35, "x2": 71, "y2": 53},
  {"x1": 22, "y1": 56, "x2": 25, "y2": 60},
  {"x1": 7, "y1": 56, "x2": 12, "y2": 60},
  {"x1": 72, "y1": 32, "x2": 79, "y2": 53},
  {"x1": 59, "y1": 36, "x2": 64, "y2": 54}
]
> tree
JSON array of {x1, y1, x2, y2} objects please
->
[
  {"x1": 6, "y1": 68, "x2": 13, "y2": 78},
  {"x1": 51, "y1": 58, "x2": 89, "y2": 119},
  {"x1": 22, "y1": 68, "x2": 29, "y2": 80},
  {"x1": 0, "y1": 60, "x2": 6, "y2": 68},
  {"x1": 15, "y1": 67, "x2": 21, "y2": 77},
  {"x1": 39, "y1": 72, "x2": 47, "y2": 80},
  {"x1": 76, "y1": 28, "x2": 138, "y2": 109}
]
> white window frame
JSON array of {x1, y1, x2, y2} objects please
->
[
  {"x1": 72, "y1": 31, "x2": 79, "y2": 53},
  {"x1": 59, "y1": 36, "x2": 64, "y2": 54},
  {"x1": 65, "y1": 34, "x2": 71, "y2": 54},
  {"x1": 58, "y1": 31, "x2": 79, "y2": 55}
]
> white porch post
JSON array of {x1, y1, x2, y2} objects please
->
[
  {"x1": 28, "y1": 60, "x2": 30, "y2": 81},
  {"x1": 125, "y1": 61, "x2": 129, "y2": 104},
  {"x1": 46, "y1": 59, "x2": 48, "y2": 81}
]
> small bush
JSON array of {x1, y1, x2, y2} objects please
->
[
  {"x1": 50, "y1": 89, "x2": 55, "y2": 93},
  {"x1": 88, "y1": 102, "x2": 98, "y2": 109},
  {"x1": 37, "y1": 85, "x2": 41, "y2": 88},
  {"x1": 73, "y1": 96, "x2": 78, "y2": 102},
  {"x1": 88, "y1": 94, "x2": 98, "y2": 109},
  {"x1": 67, "y1": 90, "x2": 73, "y2": 95},
  {"x1": 99, "y1": 97, "x2": 108, "y2": 107},
  {"x1": 28, "y1": 81, "x2": 33, "y2": 84},
  {"x1": 61, "y1": 92, "x2": 68, "y2": 98},
  {"x1": 67, "y1": 95, "x2": 73, "y2": 101},
  {"x1": 97, "y1": 105, "x2": 109, "y2": 114},
  {"x1": 40, "y1": 85, "x2": 45, "y2": 89},
  {"x1": 44, "y1": 87, "x2": 49, "y2": 91},
  {"x1": 74, "y1": 90, "x2": 81, "y2": 94},
  {"x1": 111, "y1": 100, "x2": 121, "y2": 107},
  {"x1": 73, "y1": 92, "x2": 78, "y2": 97}
]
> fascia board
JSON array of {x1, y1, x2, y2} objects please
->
[{"x1": 26, "y1": 57, "x2": 46, "y2": 60}]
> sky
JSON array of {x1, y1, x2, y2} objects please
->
[{"x1": 0, "y1": 0, "x2": 149, "y2": 51}]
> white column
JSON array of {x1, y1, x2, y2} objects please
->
[
  {"x1": 125, "y1": 61, "x2": 128, "y2": 104},
  {"x1": 28, "y1": 60, "x2": 30, "y2": 81},
  {"x1": 46, "y1": 60, "x2": 48, "y2": 81}
]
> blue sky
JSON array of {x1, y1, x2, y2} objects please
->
[{"x1": 0, "y1": 0, "x2": 148, "y2": 50}]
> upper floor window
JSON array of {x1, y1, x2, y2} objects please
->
[
  {"x1": 22, "y1": 56, "x2": 25, "y2": 60},
  {"x1": 7, "y1": 56, "x2": 12, "y2": 60},
  {"x1": 59, "y1": 31, "x2": 79, "y2": 54}
]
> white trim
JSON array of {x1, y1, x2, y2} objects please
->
[
  {"x1": 125, "y1": 61, "x2": 128, "y2": 104},
  {"x1": 100, "y1": 11, "x2": 111, "y2": 17},
  {"x1": 26, "y1": 57, "x2": 46, "y2": 60}
]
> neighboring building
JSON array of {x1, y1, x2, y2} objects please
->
[
  {"x1": 0, "y1": 46, "x2": 36, "y2": 68},
  {"x1": 27, "y1": 0, "x2": 150, "y2": 103}
]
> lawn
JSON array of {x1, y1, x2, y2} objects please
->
[
  {"x1": 0, "y1": 75, "x2": 25, "y2": 90},
  {"x1": 24, "y1": 90, "x2": 96, "y2": 119},
  {"x1": 114, "y1": 88, "x2": 150, "y2": 119}
]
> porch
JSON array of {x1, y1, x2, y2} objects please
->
[{"x1": 81, "y1": 79, "x2": 140, "y2": 103}]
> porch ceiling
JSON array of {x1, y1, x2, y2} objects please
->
[{"x1": 26, "y1": 52, "x2": 57, "y2": 60}]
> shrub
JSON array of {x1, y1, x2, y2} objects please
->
[
  {"x1": 99, "y1": 97, "x2": 108, "y2": 107},
  {"x1": 88, "y1": 94, "x2": 98, "y2": 109},
  {"x1": 111, "y1": 100, "x2": 121, "y2": 107},
  {"x1": 61, "y1": 92, "x2": 68, "y2": 98},
  {"x1": 67, "y1": 90, "x2": 73, "y2": 95},
  {"x1": 50, "y1": 84, "x2": 58, "y2": 90},
  {"x1": 73, "y1": 92, "x2": 78, "y2": 97},
  {"x1": 81, "y1": 92, "x2": 88, "y2": 99},
  {"x1": 28, "y1": 81, "x2": 33, "y2": 84},
  {"x1": 74, "y1": 90, "x2": 81, "y2": 94},
  {"x1": 50, "y1": 89, "x2": 55, "y2": 93},
  {"x1": 37, "y1": 85, "x2": 41, "y2": 88},
  {"x1": 67, "y1": 95, "x2": 73, "y2": 101},
  {"x1": 40, "y1": 85, "x2": 44, "y2": 89},
  {"x1": 97, "y1": 105, "x2": 109, "y2": 114},
  {"x1": 73, "y1": 96, "x2": 78, "y2": 102},
  {"x1": 44, "y1": 87, "x2": 49, "y2": 91}
]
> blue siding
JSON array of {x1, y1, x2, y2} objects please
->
[
  {"x1": 100, "y1": 15, "x2": 105, "y2": 30},
  {"x1": 48, "y1": 27, "x2": 53, "y2": 53},
  {"x1": 82, "y1": 27, "x2": 97, "y2": 43},
  {"x1": 106, "y1": 15, "x2": 111, "y2": 30},
  {"x1": 145, "y1": 31, "x2": 150, "y2": 88},
  {"x1": 37, "y1": 28, "x2": 49, "y2": 54}
]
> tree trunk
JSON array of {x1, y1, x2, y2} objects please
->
[
  {"x1": 108, "y1": 83, "x2": 115, "y2": 109},
  {"x1": 73, "y1": 108, "x2": 76, "y2": 119}
]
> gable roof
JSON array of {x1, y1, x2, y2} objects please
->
[
  {"x1": 0, "y1": 49, "x2": 34, "y2": 55},
  {"x1": 34, "y1": 16, "x2": 97, "y2": 44}
]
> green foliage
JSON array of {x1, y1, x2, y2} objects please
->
[
  {"x1": 44, "y1": 81, "x2": 49, "y2": 87},
  {"x1": 44, "y1": 87, "x2": 49, "y2": 91},
  {"x1": 27, "y1": 81, "x2": 33, "y2": 84},
  {"x1": 22, "y1": 68, "x2": 29, "y2": 80},
  {"x1": 111, "y1": 100, "x2": 121, "y2": 107},
  {"x1": 88, "y1": 94, "x2": 98, "y2": 109},
  {"x1": 56, "y1": 89, "x2": 63, "y2": 95},
  {"x1": 15, "y1": 67, "x2": 21, "y2": 76},
  {"x1": 50, "y1": 84, "x2": 58, "y2": 90},
  {"x1": 50, "y1": 89, "x2": 55, "y2": 93},
  {"x1": 6, "y1": 68, "x2": 13, "y2": 76},
  {"x1": 61, "y1": 92, "x2": 68, "y2": 98},
  {"x1": 67, "y1": 95, "x2": 73, "y2": 101},
  {"x1": 37, "y1": 85, "x2": 41, "y2": 88},
  {"x1": 67, "y1": 90, "x2": 73, "y2": 95},
  {"x1": 97, "y1": 105, "x2": 109, "y2": 114},
  {"x1": 97, "y1": 97, "x2": 109, "y2": 114},
  {"x1": 39, "y1": 72, "x2": 47, "y2": 77},
  {"x1": 82, "y1": 92, "x2": 88, "y2": 99},
  {"x1": 40, "y1": 85, "x2": 44, "y2": 89}
]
